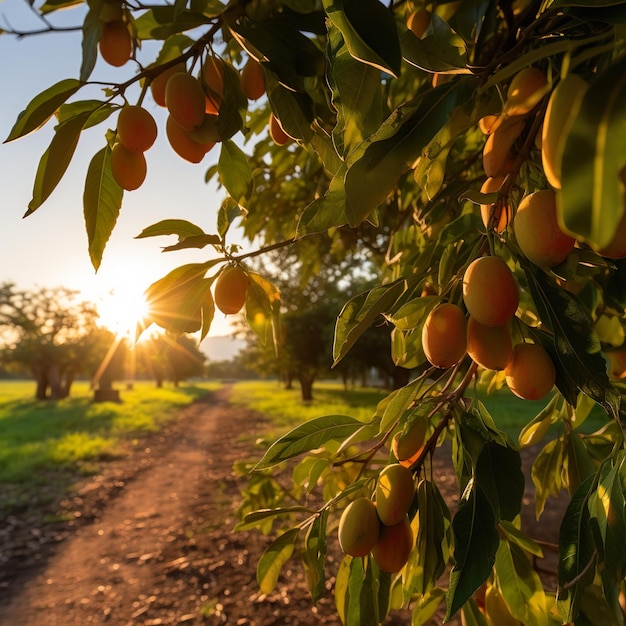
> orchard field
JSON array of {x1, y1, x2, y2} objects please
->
[{"x1": 3, "y1": 0, "x2": 626, "y2": 624}]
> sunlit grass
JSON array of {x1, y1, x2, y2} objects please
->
[
  {"x1": 230, "y1": 379, "x2": 610, "y2": 443},
  {"x1": 0, "y1": 379, "x2": 220, "y2": 485},
  {"x1": 230, "y1": 379, "x2": 387, "y2": 431}
]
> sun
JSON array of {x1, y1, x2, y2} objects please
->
[{"x1": 96, "y1": 285, "x2": 150, "y2": 339}]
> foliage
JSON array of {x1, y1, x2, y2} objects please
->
[
  {"x1": 5, "y1": 0, "x2": 626, "y2": 623},
  {"x1": 0, "y1": 282, "x2": 116, "y2": 399}
]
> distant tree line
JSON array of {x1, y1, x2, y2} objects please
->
[{"x1": 0, "y1": 282, "x2": 207, "y2": 399}]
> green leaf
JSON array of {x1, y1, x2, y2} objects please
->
[
  {"x1": 401, "y1": 12, "x2": 468, "y2": 73},
  {"x1": 218, "y1": 140, "x2": 254, "y2": 205},
  {"x1": 413, "y1": 88, "x2": 499, "y2": 201},
  {"x1": 80, "y1": 6, "x2": 101, "y2": 81},
  {"x1": 266, "y1": 74, "x2": 314, "y2": 143},
  {"x1": 327, "y1": 20, "x2": 384, "y2": 156},
  {"x1": 323, "y1": 0, "x2": 402, "y2": 77},
  {"x1": 296, "y1": 172, "x2": 349, "y2": 236},
  {"x1": 235, "y1": 506, "x2": 313, "y2": 531},
  {"x1": 143, "y1": 262, "x2": 213, "y2": 335},
  {"x1": 476, "y1": 441, "x2": 525, "y2": 523},
  {"x1": 377, "y1": 377, "x2": 427, "y2": 435},
  {"x1": 565, "y1": 431, "x2": 597, "y2": 494},
  {"x1": 461, "y1": 597, "x2": 489, "y2": 626},
  {"x1": 411, "y1": 588, "x2": 447, "y2": 626},
  {"x1": 344, "y1": 80, "x2": 466, "y2": 226},
  {"x1": 499, "y1": 521, "x2": 544, "y2": 558},
  {"x1": 133, "y1": 6, "x2": 213, "y2": 40},
  {"x1": 39, "y1": 0, "x2": 82, "y2": 13},
  {"x1": 531, "y1": 437, "x2": 564, "y2": 519},
  {"x1": 83, "y1": 146, "x2": 123, "y2": 271},
  {"x1": 4, "y1": 78, "x2": 83, "y2": 143},
  {"x1": 333, "y1": 278, "x2": 407, "y2": 365},
  {"x1": 256, "y1": 527, "x2": 300, "y2": 594},
  {"x1": 557, "y1": 474, "x2": 596, "y2": 622},
  {"x1": 215, "y1": 62, "x2": 248, "y2": 141},
  {"x1": 254, "y1": 415, "x2": 364, "y2": 470},
  {"x1": 588, "y1": 455, "x2": 626, "y2": 583},
  {"x1": 226, "y1": 17, "x2": 325, "y2": 92},
  {"x1": 522, "y1": 261, "x2": 620, "y2": 418},
  {"x1": 495, "y1": 540, "x2": 548, "y2": 626},
  {"x1": 519, "y1": 394, "x2": 559, "y2": 448},
  {"x1": 134, "y1": 218, "x2": 221, "y2": 252},
  {"x1": 246, "y1": 271, "x2": 281, "y2": 347},
  {"x1": 385, "y1": 295, "x2": 438, "y2": 331},
  {"x1": 559, "y1": 56, "x2": 626, "y2": 249},
  {"x1": 136, "y1": 219, "x2": 205, "y2": 239},
  {"x1": 446, "y1": 487, "x2": 500, "y2": 620},
  {"x1": 337, "y1": 557, "x2": 382, "y2": 626},
  {"x1": 301, "y1": 511, "x2": 328, "y2": 603},
  {"x1": 408, "y1": 479, "x2": 451, "y2": 597},
  {"x1": 217, "y1": 196, "x2": 245, "y2": 240},
  {"x1": 26, "y1": 110, "x2": 93, "y2": 215}
]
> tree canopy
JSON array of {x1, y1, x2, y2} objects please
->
[{"x1": 4, "y1": 0, "x2": 626, "y2": 624}]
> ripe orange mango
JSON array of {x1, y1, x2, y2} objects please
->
[
  {"x1": 165, "y1": 72, "x2": 206, "y2": 131},
  {"x1": 371, "y1": 516, "x2": 413, "y2": 573},
  {"x1": 241, "y1": 57, "x2": 266, "y2": 101},
  {"x1": 151, "y1": 63, "x2": 186, "y2": 108},
  {"x1": 111, "y1": 143, "x2": 147, "y2": 191},
  {"x1": 166, "y1": 115, "x2": 215, "y2": 163},
  {"x1": 467, "y1": 316, "x2": 513, "y2": 371},
  {"x1": 338, "y1": 497, "x2": 380, "y2": 557},
  {"x1": 203, "y1": 56, "x2": 224, "y2": 115},
  {"x1": 117, "y1": 105, "x2": 157, "y2": 153},
  {"x1": 214, "y1": 265, "x2": 249, "y2": 315},
  {"x1": 375, "y1": 464, "x2": 415, "y2": 526},
  {"x1": 505, "y1": 342, "x2": 556, "y2": 400},
  {"x1": 463, "y1": 256, "x2": 519, "y2": 327},
  {"x1": 422, "y1": 303, "x2": 467, "y2": 368},
  {"x1": 480, "y1": 175, "x2": 511, "y2": 233},
  {"x1": 99, "y1": 20, "x2": 132, "y2": 67},
  {"x1": 269, "y1": 113, "x2": 292, "y2": 146},
  {"x1": 503, "y1": 67, "x2": 548, "y2": 117},
  {"x1": 514, "y1": 189, "x2": 575, "y2": 268}
]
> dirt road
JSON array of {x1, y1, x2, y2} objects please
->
[{"x1": 0, "y1": 386, "x2": 565, "y2": 626}]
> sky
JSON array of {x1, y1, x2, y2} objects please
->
[{"x1": 0, "y1": 0, "x2": 250, "y2": 349}]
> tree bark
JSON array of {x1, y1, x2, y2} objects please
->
[{"x1": 299, "y1": 374, "x2": 315, "y2": 402}]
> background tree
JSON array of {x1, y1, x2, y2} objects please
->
[
  {"x1": 4, "y1": 1, "x2": 626, "y2": 624},
  {"x1": 135, "y1": 331, "x2": 207, "y2": 386},
  {"x1": 0, "y1": 283, "x2": 115, "y2": 399}
]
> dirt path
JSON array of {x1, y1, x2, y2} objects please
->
[
  {"x1": 0, "y1": 386, "x2": 565, "y2": 626},
  {"x1": 0, "y1": 386, "x2": 354, "y2": 625}
]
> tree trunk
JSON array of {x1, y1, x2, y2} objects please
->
[
  {"x1": 299, "y1": 374, "x2": 315, "y2": 402},
  {"x1": 34, "y1": 370, "x2": 49, "y2": 400},
  {"x1": 391, "y1": 366, "x2": 411, "y2": 390},
  {"x1": 284, "y1": 370, "x2": 294, "y2": 390},
  {"x1": 48, "y1": 363, "x2": 65, "y2": 400}
]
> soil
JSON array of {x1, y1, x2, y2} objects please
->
[{"x1": 0, "y1": 386, "x2": 568, "y2": 626}]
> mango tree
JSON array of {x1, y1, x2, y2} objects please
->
[{"x1": 4, "y1": 0, "x2": 626, "y2": 623}]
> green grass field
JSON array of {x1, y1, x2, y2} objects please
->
[
  {"x1": 0, "y1": 378, "x2": 610, "y2": 514},
  {"x1": 230, "y1": 379, "x2": 609, "y2": 441},
  {"x1": 0, "y1": 380, "x2": 220, "y2": 487}
]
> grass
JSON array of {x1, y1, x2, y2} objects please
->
[
  {"x1": 230, "y1": 379, "x2": 611, "y2": 442},
  {"x1": 0, "y1": 379, "x2": 220, "y2": 486},
  {"x1": 230, "y1": 380, "x2": 388, "y2": 432}
]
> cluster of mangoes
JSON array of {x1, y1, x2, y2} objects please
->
[
  {"x1": 422, "y1": 254, "x2": 556, "y2": 402},
  {"x1": 338, "y1": 464, "x2": 416, "y2": 573},
  {"x1": 416, "y1": 64, "x2": 626, "y2": 400},
  {"x1": 102, "y1": 32, "x2": 294, "y2": 190}
]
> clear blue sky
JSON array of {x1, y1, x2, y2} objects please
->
[{"x1": 0, "y1": 0, "x2": 249, "y2": 340}]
